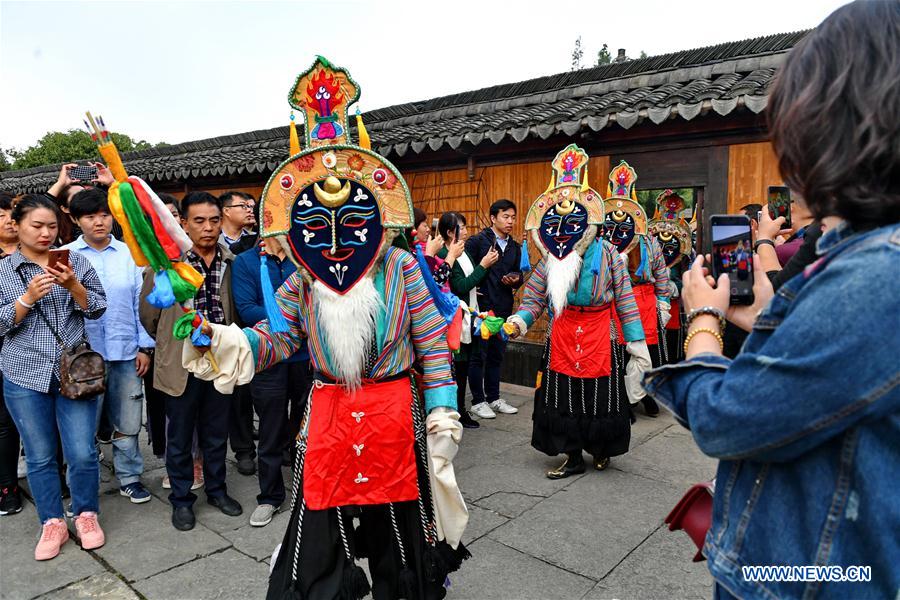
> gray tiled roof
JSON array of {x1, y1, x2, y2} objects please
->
[{"x1": 0, "y1": 30, "x2": 808, "y2": 193}]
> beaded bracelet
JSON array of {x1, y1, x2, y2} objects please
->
[
  {"x1": 683, "y1": 327, "x2": 724, "y2": 354},
  {"x1": 685, "y1": 306, "x2": 726, "y2": 332}
]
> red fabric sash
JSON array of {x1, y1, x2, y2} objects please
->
[
  {"x1": 666, "y1": 298, "x2": 681, "y2": 331},
  {"x1": 549, "y1": 304, "x2": 612, "y2": 378},
  {"x1": 614, "y1": 283, "x2": 659, "y2": 345},
  {"x1": 303, "y1": 378, "x2": 419, "y2": 510}
]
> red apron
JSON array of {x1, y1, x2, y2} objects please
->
[
  {"x1": 303, "y1": 378, "x2": 419, "y2": 510},
  {"x1": 550, "y1": 305, "x2": 612, "y2": 378},
  {"x1": 666, "y1": 297, "x2": 681, "y2": 331},
  {"x1": 614, "y1": 283, "x2": 659, "y2": 345}
]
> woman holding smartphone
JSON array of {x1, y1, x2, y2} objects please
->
[
  {"x1": 642, "y1": 2, "x2": 900, "y2": 598},
  {"x1": 0, "y1": 194, "x2": 107, "y2": 561}
]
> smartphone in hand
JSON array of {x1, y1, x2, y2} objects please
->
[
  {"x1": 48, "y1": 249, "x2": 70, "y2": 270},
  {"x1": 710, "y1": 215, "x2": 754, "y2": 305},
  {"x1": 767, "y1": 185, "x2": 792, "y2": 229},
  {"x1": 67, "y1": 165, "x2": 98, "y2": 183}
]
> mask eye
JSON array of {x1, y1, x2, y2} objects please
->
[
  {"x1": 342, "y1": 217, "x2": 366, "y2": 228},
  {"x1": 298, "y1": 216, "x2": 329, "y2": 230}
]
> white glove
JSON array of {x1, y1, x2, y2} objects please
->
[
  {"x1": 426, "y1": 407, "x2": 468, "y2": 549},
  {"x1": 624, "y1": 340, "x2": 652, "y2": 404},
  {"x1": 506, "y1": 314, "x2": 528, "y2": 338},
  {"x1": 657, "y1": 300, "x2": 672, "y2": 328},
  {"x1": 182, "y1": 323, "x2": 255, "y2": 394},
  {"x1": 668, "y1": 280, "x2": 679, "y2": 299}
]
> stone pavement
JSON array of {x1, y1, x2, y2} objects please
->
[{"x1": 0, "y1": 383, "x2": 717, "y2": 600}]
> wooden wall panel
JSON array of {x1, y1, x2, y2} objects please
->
[
  {"x1": 727, "y1": 142, "x2": 782, "y2": 214},
  {"x1": 404, "y1": 156, "x2": 609, "y2": 344}
]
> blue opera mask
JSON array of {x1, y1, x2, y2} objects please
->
[
  {"x1": 538, "y1": 202, "x2": 588, "y2": 259},
  {"x1": 604, "y1": 210, "x2": 636, "y2": 253},
  {"x1": 288, "y1": 176, "x2": 384, "y2": 294},
  {"x1": 656, "y1": 230, "x2": 682, "y2": 267}
]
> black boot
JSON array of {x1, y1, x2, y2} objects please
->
[
  {"x1": 546, "y1": 453, "x2": 586, "y2": 480},
  {"x1": 641, "y1": 396, "x2": 660, "y2": 417}
]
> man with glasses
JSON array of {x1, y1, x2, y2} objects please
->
[{"x1": 218, "y1": 191, "x2": 256, "y2": 248}]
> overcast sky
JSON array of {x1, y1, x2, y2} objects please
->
[{"x1": 0, "y1": 0, "x2": 848, "y2": 151}]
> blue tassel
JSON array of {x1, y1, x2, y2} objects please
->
[
  {"x1": 259, "y1": 253, "x2": 290, "y2": 333},
  {"x1": 635, "y1": 237, "x2": 650, "y2": 279},
  {"x1": 415, "y1": 246, "x2": 460, "y2": 323},
  {"x1": 590, "y1": 240, "x2": 603, "y2": 275},
  {"x1": 190, "y1": 322, "x2": 211, "y2": 347},
  {"x1": 146, "y1": 270, "x2": 176, "y2": 308},
  {"x1": 519, "y1": 235, "x2": 531, "y2": 272}
]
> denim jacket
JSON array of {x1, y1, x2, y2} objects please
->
[{"x1": 643, "y1": 221, "x2": 900, "y2": 599}]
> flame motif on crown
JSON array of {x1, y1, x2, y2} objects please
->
[{"x1": 607, "y1": 160, "x2": 638, "y2": 201}]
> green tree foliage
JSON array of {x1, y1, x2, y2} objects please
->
[
  {"x1": 596, "y1": 43, "x2": 611, "y2": 66},
  {"x1": 6, "y1": 130, "x2": 157, "y2": 170}
]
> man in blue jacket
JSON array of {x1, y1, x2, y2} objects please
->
[
  {"x1": 464, "y1": 199, "x2": 523, "y2": 419},
  {"x1": 231, "y1": 240, "x2": 311, "y2": 528}
]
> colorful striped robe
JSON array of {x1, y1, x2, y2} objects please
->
[
  {"x1": 515, "y1": 239, "x2": 646, "y2": 343},
  {"x1": 245, "y1": 247, "x2": 457, "y2": 412}
]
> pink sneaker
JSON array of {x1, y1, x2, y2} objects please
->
[
  {"x1": 74, "y1": 512, "x2": 105, "y2": 550},
  {"x1": 35, "y1": 518, "x2": 69, "y2": 561}
]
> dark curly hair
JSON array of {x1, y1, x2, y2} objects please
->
[{"x1": 768, "y1": 0, "x2": 900, "y2": 229}]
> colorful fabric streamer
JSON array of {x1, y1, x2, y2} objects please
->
[
  {"x1": 129, "y1": 177, "x2": 180, "y2": 260},
  {"x1": 130, "y1": 176, "x2": 193, "y2": 253},
  {"x1": 634, "y1": 236, "x2": 650, "y2": 279},
  {"x1": 146, "y1": 270, "x2": 176, "y2": 308},
  {"x1": 107, "y1": 184, "x2": 149, "y2": 266}
]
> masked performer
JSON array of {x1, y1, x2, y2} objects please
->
[
  {"x1": 648, "y1": 190, "x2": 692, "y2": 363},
  {"x1": 184, "y1": 57, "x2": 468, "y2": 600},
  {"x1": 505, "y1": 146, "x2": 651, "y2": 479},
  {"x1": 601, "y1": 162, "x2": 670, "y2": 417}
]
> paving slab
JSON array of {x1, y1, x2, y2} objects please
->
[
  {"x1": 91, "y1": 490, "x2": 229, "y2": 582},
  {"x1": 629, "y1": 411, "x2": 677, "y2": 448},
  {"x1": 453, "y1": 427, "x2": 527, "y2": 474},
  {"x1": 134, "y1": 548, "x2": 269, "y2": 600},
  {"x1": 615, "y1": 425, "x2": 717, "y2": 489},
  {"x1": 461, "y1": 503, "x2": 509, "y2": 546},
  {"x1": 0, "y1": 500, "x2": 105, "y2": 600},
  {"x1": 488, "y1": 467, "x2": 684, "y2": 581},
  {"x1": 584, "y1": 527, "x2": 713, "y2": 600},
  {"x1": 449, "y1": 537, "x2": 595, "y2": 600},
  {"x1": 220, "y1": 509, "x2": 290, "y2": 562},
  {"x1": 474, "y1": 491, "x2": 544, "y2": 519},
  {"x1": 37, "y1": 572, "x2": 140, "y2": 600}
]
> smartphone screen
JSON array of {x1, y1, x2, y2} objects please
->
[
  {"x1": 430, "y1": 218, "x2": 439, "y2": 238},
  {"x1": 67, "y1": 165, "x2": 98, "y2": 183},
  {"x1": 767, "y1": 185, "x2": 792, "y2": 229},
  {"x1": 710, "y1": 216, "x2": 754, "y2": 305}
]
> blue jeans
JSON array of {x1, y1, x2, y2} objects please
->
[
  {"x1": 100, "y1": 360, "x2": 145, "y2": 486},
  {"x1": 3, "y1": 379, "x2": 99, "y2": 523},
  {"x1": 468, "y1": 335, "x2": 507, "y2": 405}
]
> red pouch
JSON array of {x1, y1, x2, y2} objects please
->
[
  {"x1": 664, "y1": 481, "x2": 714, "y2": 562},
  {"x1": 549, "y1": 305, "x2": 612, "y2": 378},
  {"x1": 303, "y1": 378, "x2": 419, "y2": 509}
]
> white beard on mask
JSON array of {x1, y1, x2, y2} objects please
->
[
  {"x1": 311, "y1": 277, "x2": 384, "y2": 388},
  {"x1": 545, "y1": 251, "x2": 583, "y2": 316}
]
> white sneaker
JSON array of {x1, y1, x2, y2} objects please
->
[
  {"x1": 250, "y1": 504, "x2": 277, "y2": 527},
  {"x1": 470, "y1": 402, "x2": 497, "y2": 419},
  {"x1": 490, "y1": 399, "x2": 519, "y2": 414}
]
